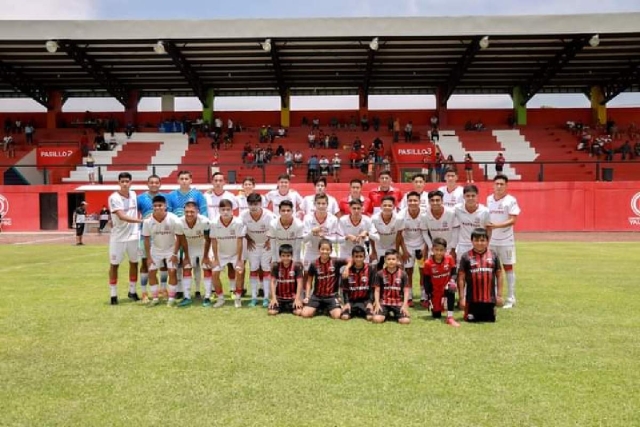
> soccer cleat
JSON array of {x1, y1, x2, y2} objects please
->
[
  {"x1": 110, "y1": 296, "x2": 118, "y2": 305},
  {"x1": 167, "y1": 299, "x2": 177, "y2": 308},
  {"x1": 128, "y1": 292, "x2": 140, "y2": 302},
  {"x1": 407, "y1": 299, "x2": 414, "y2": 308},
  {"x1": 213, "y1": 297, "x2": 226, "y2": 308},
  {"x1": 194, "y1": 291, "x2": 202, "y2": 299},
  {"x1": 176, "y1": 292, "x2": 184, "y2": 300},
  {"x1": 202, "y1": 298, "x2": 212, "y2": 308},
  {"x1": 420, "y1": 299, "x2": 430, "y2": 309},
  {"x1": 148, "y1": 298, "x2": 160, "y2": 307},
  {"x1": 257, "y1": 289, "x2": 264, "y2": 298},
  {"x1": 446, "y1": 317, "x2": 460, "y2": 328},
  {"x1": 178, "y1": 298, "x2": 193, "y2": 308},
  {"x1": 141, "y1": 294, "x2": 150, "y2": 304},
  {"x1": 248, "y1": 298, "x2": 258, "y2": 307},
  {"x1": 262, "y1": 298, "x2": 269, "y2": 308},
  {"x1": 502, "y1": 299, "x2": 515, "y2": 309},
  {"x1": 234, "y1": 298, "x2": 242, "y2": 309}
]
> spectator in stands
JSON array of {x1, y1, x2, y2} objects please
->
[
  {"x1": 108, "y1": 134, "x2": 118, "y2": 151},
  {"x1": 86, "y1": 153, "x2": 96, "y2": 184},
  {"x1": 266, "y1": 144, "x2": 274, "y2": 163},
  {"x1": 319, "y1": 155, "x2": 330, "y2": 177},
  {"x1": 227, "y1": 118, "x2": 234, "y2": 139},
  {"x1": 366, "y1": 156, "x2": 375, "y2": 182},
  {"x1": 353, "y1": 136, "x2": 362, "y2": 152},
  {"x1": 294, "y1": 150, "x2": 303, "y2": 169},
  {"x1": 259, "y1": 126, "x2": 268, "y2": 143},
  {"x1": 620, "y1": 140, "x2": 632, "y2": 160},
  {"x1": 24, "y1": 123, "x2": 35, "y2": 145},
  {"x1": 80, "y1": 132, "x2": 90, "y2": 159},
  {"x1": 381, "y1": 155, "x2": 391, "y2": 174},
  {"x1": 107, "y1": 116, "x2": 116, "y2": 136},
  {"x1": 634, "y1": 141, "x2": 640, "y2": 158},
  {"x1": 422, "y1": 152, "x2": 433, "y2": 182},
  {"x1": 435, "y1": 150, "x2": 445, "y2": 182},
  {"x1": 372, "y1": 115, "x2": 380, "y2": 132},
  {"x1": 464, "y1": 153, "x2": 474, "y2": 183},
  {"x1": 495, "y1": 152, "x2": 506, "y2": 174},
  {"x1": 267, "y1": 126, "x2": 275, "y2": 143},
  {"x1": 393, "y1": 118, "x2": 400, "y2": 142},
  {"x1": 361, "y1": 115, "x2": 369, "y2": 131},
  {"x1": 308, "y1": 130, "x2": 316, "y2": 149},
  {"x1": 443, "y1": 154, "x2": 456, "y2": 173},
  {"x1": 189, "y1": 127, "x2": 197, "y2": 145},
  {"x1": 349, "y1": 147, "x2": 358, "y2": 169},
  {"x1": 329, "y1": 133, "x2": 339, "y2": 149},
  {"x1": 475, "y1": 119, "x2": 485, "y2": 131},
  {"x1": 374, "y1": 137, "x2": 384, "y2": 163},
  {"x1": 277, "y1": 127, "x2": 287, "y2": 138},
  {"x1": 245, "y1": 149, "x2": 255, "y2": 168},
  {"x1": 404, "y1": 121, "x2": 413, "y2": 142},
  {"x1": 14, "y1": 119, "x2": 22, "y2": 134},
  {"x1": 332, "y1": 153, "x2": 341, "y2": 183},
  {"x1": 94, "y1": 132, "x2": 108, "y2": 151},
  {"x1": 214, "y1": 117, "x2": 223, "y2": 135},
  {"x1": 323, "y1": 134, "x2": 330, "y2": 149},
  {"x1": 125, "y1": 122, "x2": 135, "y2": 138},
  {"x1": 430, "y1": 115, "x2": 439, "y2": 131},
  {"x1": 275, "y1": 144, "x2": 285, "y2": 157},
  {"x1": 284, "y1": 149, "x2": 294, "y2": 176},
  {"x1": 330, "y1": 117, "x2": 339, "y2": 129},
  {"x1": 507, "y1": 114, "x2": 515, "y2": 129},
  {"x1": 602, "y1": 138, "x2": 614, "y2": 162},
  {"x1": 431, "y1": 127, "x2": 440, "y2": 142},
  {"x1": 255, "y1": 148, "x2": 266, "y2": 169},
  {"x1": 312, "y1": 117, "x2": 320, "y2": 130},
  {"x1": 387, "y1": 116, "x2": 394, "y2": 132},
  {"x1": 307, "y1": 154, "x2": 319, "y2": 183}
]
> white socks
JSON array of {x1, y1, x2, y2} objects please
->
[
  {"x1": 250, "y1": 276, "x2": 259, "y2": 299},
  {"x1": 506, "y1": 270, "x2": 516, "y2": 301}
]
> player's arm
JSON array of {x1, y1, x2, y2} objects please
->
[
  {"x1": 490, "y1": 214, "x2": 518, "y2": 229},
  {"x1": 211, "y1": 236, "x2": 220, "y2": 269},
  {"x1": 305, "y1": 265, "x2": 315, "y2": 302},
  {"x1": 457, "y1": 258, "x2": 467, "y2": 309},
  {"x1": 294, "y1": 266, "x2": 303, "y2": 309},
  {"x1": 495, "y1": 257, "x2": 504, "y2": 306},
  {"x1": 235, "y1": 237, "x2": 244, "y2": 270},
  {"x1": 203, "y1": 230, "x2": 212, "y2": 267},
  {"x1": 269, "y1": 264, "x2": 279, "y2": 307},
  {"x1": 302, "y1": 217, "x2": 314, "y2": 242},
  {"x1": 422, "y1": 270, "x2": 433, "y2": 302},
  {"x1": 396, "y1": 231, "x2": 409, "y2": 263},
  {"x1": 72, "y1": 210, "x2": 77, "y2": 227},
  {"x1": 373, "y1": 281, "x2": 381, "y2": 313},
  {"x1": 113, "y1": 209, "x2": 143, "y2": 224}
]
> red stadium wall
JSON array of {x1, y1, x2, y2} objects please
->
[{"x1": 1, "y1": 182, "x2": 640, "y2": 233}]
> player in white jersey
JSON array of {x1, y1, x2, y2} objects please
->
[
  {"x1": 302, "y1": 194, "x2": 340, "y2": 290},
  {"x1": 370, "y1": 195, "x2": 405, "y2": 270},
  {"x1": 178, "y1": 200, "x2": 212, "y2": 307},
  {"x1": 398, "y1": 191, "x2": 427, "y2": 307},
  {"x1": 487, "y1": 175, "x2": 521, "y2": 309},
  {"x1": 422, "y1": 190, "x2": 459, "y2": 257},
  {"x1": 240, "y1": 192, "x2": 275, "y2": 308},
  {"x1": 142, "y1": 195, "x2": 185, "y2": 307},
  {"x1": 267, "y1": 200, "x2": 304, "y2": 263},
  {"x1": 338, "y1": 199, "x2": 379, "y2": 261},
  {"x1": 236, "y1": 176, "x2": 257, "y2": 215},
  {"x1": 399, "y1": 174, "x2": 429, "y2": 212},
  {"x1": 210, "y1": 199, "x2": 246, "y2": 308},
  {"x1": 204, "y1": 171, "x2": 239, "y2": 221},
  {"x1": 263, "y1": 174, "x2": 303, "y2": 215},
  {"x1": 438, "y1": 167, "x2": 464, "y2": 208},
  {"x1": 454, "y1": 184, "x2": 491, "y2": 260},
  {"x1": 107, "y1": 172, "x2": 143, "y2": 305},
  {"x1": 299, "y1": 177, "x2": 340, "y2": 217}
]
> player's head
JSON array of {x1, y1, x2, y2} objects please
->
[
  {"x1": 444, "y1": 167, "x2": 458, "y2": 186},
  {"x1": 463, "y1": 184, "x2": 479, "y2": 207},
  {"x1": 147, "y1": 174, "x2": 161, "y2": 193},
  {"x1": 152, "y1": 194, "x2": 167, "y2": 214},
  {"x1": 407, "y1": 191, "x2": 421, "y2": 211},
  {"x1": 318, "y1": 238, "x2": 333, "y2": 258},
  {"x1": 349, "y1": 198, "x2": 363, "y2": 217},
  {"x1": 184, "y1": 199, "x2": 198, "y2": 221},
  {"x1": 278, "y1": 244, "x2": 293, "y2": 263},
  {"x1": 349, "y1": 179, "x2": 363, "y2": 197},
  {"x1": 428, "y1": 190, "x2": 444, "y2": 211},
  {"x1": 411, "y1": 174, "x2": 426, "y2": 192},
  {"x1": 218, "y1": 199, "x2": 233, "y2": 220},
  {"x1": 314, "y1": 177, "x2": 327, "y2": 194},
  {"x1": 279, "y1": 200, "x2": 294, "y2": 220},
  {"x1": 177, "y1": 170, "x2": 193, "y2": 188},
  {"x1": 431, "y1": 237, "x2": 447, "y2": 260},
  {"x1": 314, "y1": 193, "x2": 328, "y2": 213},
  {"x1": 246, "y1": 192, "x2": 262, "y2": 213},
  {"x1": 384, "y1": 249, "x2": 398, "y2": 269},
  {"x1": 493, "y1": 174, "x2": 508, "y2": 197},
  {"x1": 351, "y1": 245, "x2": 366, "y2": 266},
  {"x1": 211, "y1": 172, "x2": 225, "y2": 190},
  {"x1": 242, "y1": 177, "x2": 255, "y2": 194},
  {"x1": 380, "y1": 195, "x2": 395, "y2": 215},
  {"x1": 471, "y1": 228, "x2": 489, "y2": 252},
  {"x1": 277, "y1": 174, "x2": 290, "y2": 192},
  {"x1": 118, "y1": 172, "x2": 132, "y2": 191},
  {"x1": 378, "y1": 171, "x2": 392, "y2": 189}
]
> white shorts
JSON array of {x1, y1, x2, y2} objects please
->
[
  {"x1": 184, "y1": 244, "x2": 205, "y2": 266},
  {"x1": 490, "y1": 245, "x2": 516, "y2": 266},
  {"x1": 247, "y1": 246, "x2": 272, "y2": 272},
  {"x1": 303, "y1": 250, "x2": 319, "y2": 269},
  {"x1": 403, "y1": 245, "x2": 424, "y2": 269},
  {"x1": 109, "y1": 240, "x2": 139, "y2": 265},
  {"x1": 149, "y1": 251, "x2": 176, "y2": 270},
  {"x1": 455, "y1": 244, "x2": 473, "y2": 267},
  {"x1": 213, "y1": 254, "x2": 240, "y2": 272}
]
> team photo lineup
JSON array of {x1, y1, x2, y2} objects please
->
[{"x1": 106, "y1": 166, "x2": 520, "y2": 325}]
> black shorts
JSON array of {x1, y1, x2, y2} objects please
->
[
  {"x1": 75, "y1": 224, "x2": 85, "y2": 236},
  {"x1": 273, "y1": 299, "x2": 297, "y2": 314},
  {"x1": 377, "y1": 305, "x2": 409, "y2": 319},
  {"x1": 343, "y1": 301, "x2": 372, "y2": 318},
  {"x1": 465, "y1": 302, "x2": 496, "y2": 322},
  {"x1": 307, "y1": 295, "x2": 340, "y2": 311}
]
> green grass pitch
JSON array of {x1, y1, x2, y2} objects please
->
[{"x1": 1, "y1": 242, "x2": 639, "y2": 427}]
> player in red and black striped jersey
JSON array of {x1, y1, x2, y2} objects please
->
[
  {"x1": 422, "y1": 237, "x2": 460, "y2": 327},
  {"x1": 340, "y1": 245, "x2": 377, "y2": 321},
  {"x1": 372, "y1": 249, "x2": 411, "y2": 324},
  {"x1": 301, "y1": 239, "x2": 349, "y2": 319},
  {"x1": 458, "y1": 228, "x2": 504, "y2": 322},
  {"x1": 268, "y1": 244, "x2": 303, "y2": 316}
]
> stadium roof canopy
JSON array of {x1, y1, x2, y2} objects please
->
[{"x1": 0, "y1": 13, "x2": 639, "y2": 108}]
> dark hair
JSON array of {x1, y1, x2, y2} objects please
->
[
  {"x1": 352, "y1": 245, "x2": 366, "y2": 256},
  {"x1": 348, "y1": 199, "x2": 363, "y2": 206},
  {"x1": 349, "y1": 179, "x2": 363, "y2": 186},
  {"x1": 278, "y1": 244, "x2": 293, "y2": 255},
  {"x1": 428, "y1": 190, "x2": 444, "y2": 200},
  {"x1": 381, "y1": 195, "x2": 396, "y2": 205},
  {"x1": 431, "y1": 237, "x2": 447, "y2": 249},
  {"x1": 147, "y1": 174, "x2": 161, "y2": 182},
  {"x1": 219, "y1": 199, "x2": 233, "y2": 209},
  {"x1": 152, "y1": 195, "x2": 166, "y2": 204},
  {"x1": 243, "y1": 177, "x2": 256, "y2": 185},
  {"x1": 277, "y1": 174, "x2": 290, "y2": 182},
  {"x1": 443, "y1": 167, "x2": 457, "y2": 175},
  {"x1": 314, "y1": 177, "x2": 327, "y2": 187},
  {"x1": 378, "y1": 170, "x2": 391, "y2": 178},
  {"x1": 471, "y1": 228, "x2": 489, "y2": 240},
  {"x1": 406, "y1": 191, "x2": 421, "y2": 200},
  {"x1": 246, "y1": 193, "x2": 262, "y2": 204},
  {"x1": 177, "y1": 170, "x2": 192, "y2": 178},
  {"x1": 412, "y1": 173, "x2": 426, "y2": 182},
  {"x1": 317, "y1": 238, "x2": 333, "y2": 250},
  {"x1": 314, "y1": 193, "x2": 328, "y2": 203},
  {"x1": 384, "y1": 249, "x2": 398, "y2": 257},
  {"x1": 118, "y1": 172, "x2": 132, "y2": 181},
  {"x1": 493, "y1": 174, "x2": 509, "y2": 183},
  {"x1": 212, "y1": 172, "x2": 224, "y2": 180},
  {"x1": 463, "y1": 184, "x2": 479, "y2": 195},
  {"x1": 279, "y1": 200, "x2": 293, "y2": 211}
]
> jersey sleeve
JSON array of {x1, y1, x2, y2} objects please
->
[
  {"x1": 197, "y1": 193, "x2": 208, "y2": 216},
  {"x1": 294, "y1": 264, "x2": 304, "y2": 279},
  {"x1": 142, "y1": 219, "x2": 150, "y2": 237},
  {"x1": 109, "y1": 194, "x2": 124, "y2": 213},
  {"x1": 270, "y1": 263, "x2": 279, "y2": 278},
  {"x1": 173, "y1": 217, "x2": 185, "y2": 235},
  {"x1": 508, "y1": 198, "x2": 521, "y2": 216},
  {"x1": 307, "y1": 263, "x2": 318, "y2": 278}
]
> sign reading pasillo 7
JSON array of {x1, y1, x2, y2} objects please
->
[{"x1": 36, "y1": 146, "x2": 81, "y2": 167}]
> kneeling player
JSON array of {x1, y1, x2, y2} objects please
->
[
  {"x1": 268, "y1": 244, "x2": 303, "y2": 316},
  {"x1": 458, "y1": 228, "x2": 504, "y2": 323},
  {"x1": 372, "y1": 249, "x2": 411, "y2": 324},
  {"x1": 301, "y1": 239, "x2": 347, "y2": 319},
  {"x1": 340, "y1": 245, "x2": 377, "y2": 321},
  {"x1": 422, "y1": 238, "x2": 460, "y2": 327}
]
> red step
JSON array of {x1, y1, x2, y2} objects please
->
[{"x1": 111, "y1": 142, "x2": 161, "y2": 170}]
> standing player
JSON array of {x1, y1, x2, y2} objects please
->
[
  {"x1": 455, "y1": 184, "x2": 491, "y2": 260},
  {"x1": 236, "y1": 176, "x2": 257, "y2": 215},
  {"x1": 372, "y1": 249, "x2": 411, "y2": 325},
  {"x1": 338, "y1": 199, "x2": 378, "y2": 262},
  {"x1": 210, "y1": 199, "x2": 246, "y2": 308},
  {"x1": 367, "y1": 171, "x2": 403, "y2": 215},
  {"x1": 142, "y1": 195, "x2": 185, "y2": 307},
  {"x1": 422, "y1": 190, "x2": 459, "y2": 260},
  {"x1": 486, "y1": 175, "x2": 521, "y2": 309},
  {"x1": 204, "y1": 172, "x2": 239, "y2": 221},
  {"x1": 267, "y1": 244, "x2": 303, "y2": 316},
  {"x1": 340, "y1": 245, "x2": 377, "y2": 321},
  {"x1": 398, "y1": 191, "x2": 427, "y2": 307},
  {"x1": 399, "y1": 174, "x2": 429, "y2": 212},
  {"x1": 267, "y1": 200, "x2": 304, "y2": 264},
  {"x1": 338, "y1": 179, "x2": 372, "y2": 216},
  {"x1": 370, "y1": 196, "x2": 405, "y2": 270},
  {"x1": 423, "y1": 237, "x2": 459, "y2": 327},
  {"x1": 240, "y1": 193, "x2": 275, "y2": 308},
  {"x1": 107, "y1": 172, "x2": 143, "y2": 305},
  {"x1": 301, "y1": 239, "x2": 348, "y2": 319},
  {"x1": 299, "y1": 177, "x2": 340, "y2": 217},
  {"x1": 458, "y1": 228, "x2": 503, "y2": 322},
  {"x1": 438, "y1": 167, "x2": 464, "y2": 208},
  {"x1": 302, "y1": 194, "x2": 340, "y2": 287},
  {"x1": 263, "y1": 174, "x2": 303, "y2": 215},
  {"x1": 178, "y1": 200, "x2": 212, "y2": 307}
]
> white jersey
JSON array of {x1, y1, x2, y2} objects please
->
[
  {"x1": 438, "y1": 185, "x2": 464, "y2": 208},
  {"x1": 263, "y1": 189, "x2": 303, "y2": 214},
  {"x1": 399, "y1": 208, "x2": 425, "y2": 249},
  {"x1": 204, "y1": 190, "x2": 239, "y2": 221},
  {"x1": 487, "y1": 194, "x2": 521, "y2": 246},
  {"x1": 210, "y1": 217, "x2": 245, "y2": 257},
  {"x1": 454, "y1": 204, "x2": 491, "y2": 246},
  {"x1": 399, "y1": 192, "x2": 429, "y2": 213},
  {"x1": 422, "y1": 207, "x2": 459, "y2": 251},
  {"x1": 108, "y1": 190, "x2": 140, "y2": 242},
  {"x1": 240, "y1": 208, "x2": 275, "y2": 247},
  {"x1": 371, "y1": 212, "x2": 404, "y2": 252},
  {"x1": 180, "y1": 214, "x2": 210, "y2": 256},
  {"x1": 338, "y1": 215, "x2": 379, "y2": 256},
  {"x1": 302, "y1": 212, "x2": 340, "y2": 254},
  {"x1": 142, "y1": 212, "x2": 183, "y2": 255},
  {"x1": 267, "y1": 217, "x2": 304, "y2": 262},
  {"x1": 236, "y1": 194, "x2": 251, "y2": 215},
  {"x1": 300, "y1": 194, "x2": 340, "y2": 216}
]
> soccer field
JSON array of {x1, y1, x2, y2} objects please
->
[{"x1": 1, "y1": 241, "x2": 639, "y2": 427}]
